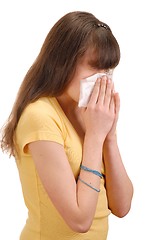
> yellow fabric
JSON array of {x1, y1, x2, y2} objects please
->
[{"x1": 15, "y1": 97, "x2": 111, "y2": 240}]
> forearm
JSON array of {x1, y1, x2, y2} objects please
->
[
  {"x1": 103, "y1": 137, "x2": 133, "y2": 217},
  {"x1": 76, "y1": 133, "x2": 103, "y2": 227}
]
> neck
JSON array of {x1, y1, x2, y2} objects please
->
[
  {"x1": 56, "y1": 94, "x2": 78, "y2": 113},
  {"x1": 56, "y1": 94, "x2": 85, "y2": 141}
]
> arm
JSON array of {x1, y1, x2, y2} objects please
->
[
  {"x1": 103, "y1": 93, "x2": 134, "y2": 217},
  {"x1": 103, "y1": 137, "x2": 133, "y2": 217},
  {"x1": 28, "y1": 77, "x2": 115, "y2": 233},
  {"x1": 29, "y1": 136, "x2": 103, "y2": 233}
]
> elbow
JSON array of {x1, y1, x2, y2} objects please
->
[
  {"x1": 74, "y1": 224, "x2": 91, "y2": 233},
  {"x1": 110, "y1": 188, "x2": 134, "y2": 218},
  {"x1": 111, "y1": 204, "x2": 132, "y2": 218},
  {"x1": 113, "y1": 208, "x2": 130, "y2": 218},
  {"x1": 68, "y1": 219, "x2": 92, "y2": 233}
]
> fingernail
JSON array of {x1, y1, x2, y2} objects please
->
[
  {"x1": 108, "y1": 79, "x2": 111, "y2": 84},
  {"x1": 102, "y1": 75, "x2": 107, "y2": 80}
]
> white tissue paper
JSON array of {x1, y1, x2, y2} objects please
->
[{"x1": 78, "y1": 71, "x2": 113, "y2": 107}]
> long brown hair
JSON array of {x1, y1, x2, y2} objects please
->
[{"x1": 0, "y1": 11, "x2": 120, "y2": 156}]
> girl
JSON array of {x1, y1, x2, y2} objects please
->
[{"x1": 1, "y1": 11, "x2": 133, "y2": 240}]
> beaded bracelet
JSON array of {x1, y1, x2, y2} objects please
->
[
  {"x1": 78, "y1": 176, "x2": 100, "y2": 193},
  {"x1": 80, "y1": 164, "x2": 103, "y2": 178}
]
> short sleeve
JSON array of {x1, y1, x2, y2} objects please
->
[{"x1": 15, "y1": 100, "x2": 64, "y2": 154}]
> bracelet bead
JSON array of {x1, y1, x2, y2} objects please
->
[{"x1": 80, "y1": 164, "x2": 103, "y2": 178}]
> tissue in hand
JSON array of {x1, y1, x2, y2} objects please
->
[{"x1": 78, "y1": 72, "x2": 113, "y2": 107}]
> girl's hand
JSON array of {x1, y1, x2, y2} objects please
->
[
  {"x1": 80, "y1": 76, "x2": 115, "y2": 143},
  {"x1": 105, "y1": 91, "x2": 120, "y2": 142}
]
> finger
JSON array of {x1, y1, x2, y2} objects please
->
[
  {"x1": 107, "y1": 73, "x2": 114, "y2": 92},
  {"x1": 111, "y1": 81, "x2": 114, "y2": 92},
  {"x1": 114, "y1": 92, "x2": 120, "y2": 116},
  {"x1": 109, "y1": 95, "x2": 115, "y2": 113},
  {"x1": 104, "y1": 79, "x2": 113, "y2": 107},
  {"x1": 109, "y1": 93, "x2": 120, "y2": 129},
  {"x1": 88, "y1": 78, "x2": 101, "y2": 105},
  {"x1": 97, "y1": 76, "x2": 107, "y2": 104}
]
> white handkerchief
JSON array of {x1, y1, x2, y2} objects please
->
[{"x1": 78, "y1": 71, "x2": 113, "y2": 107}]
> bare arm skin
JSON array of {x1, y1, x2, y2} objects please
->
[
  {"x1": 28, "y1": 77, "x2": 115, "y2": 233},
  {"x1": 103, "y1": 92, "x2": 134, "y2": 217},
  {"x1": 103, "y1": 137, "x2": 134, "y2": 217},
  {"x1": 29, "y1": 136, "x2": 103, "y2": 233}
]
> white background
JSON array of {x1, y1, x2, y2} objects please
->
[{"x1": 0, "y1": 0, "x2": 161, "y2": 239}]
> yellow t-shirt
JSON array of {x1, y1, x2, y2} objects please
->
[{"x1": 15, "y1": 97, "x2": 111, "y2": 240}]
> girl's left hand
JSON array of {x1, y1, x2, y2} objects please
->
[{"x1": 105, "y1": 90, "x2": 120, "y2": 142}]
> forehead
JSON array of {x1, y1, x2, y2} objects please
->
[
  {"x1": 78, "y1": 49, "x2": 97, "y2": 69},
  {"x1": 76, "y1": 57, "x2": 95, "y2": 74}
]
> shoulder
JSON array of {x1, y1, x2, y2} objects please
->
[
  {"x1": 17, "y1": 97, "x2": 65, "y2": 134},
  {"x1": 15, "y1": 97, "x2": 65, "y2": 153},
  {"x1": 23, "y1": 97, "x2": 57, "y2": 115},
  {"x1": 21, "y1": 97, "x2": 61, "y2": 123}
]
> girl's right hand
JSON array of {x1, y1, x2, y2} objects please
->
[{"x1": 80, "y1": 75, "x2": 115, "y2": 143}]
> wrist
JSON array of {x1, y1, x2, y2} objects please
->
[
  {"x1": 83, "y1": 133, "x2": 104, "y2": 169},
  {"x1": 85, "y1": 131, "x2": 104, "y2": 146},
  {"x1": 104, "y1": 133, "x2": 117, "y2": 145}
]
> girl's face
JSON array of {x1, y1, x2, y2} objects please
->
[{"x1": 65, "y1": 55, "x2": 109, "y2": 104}]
